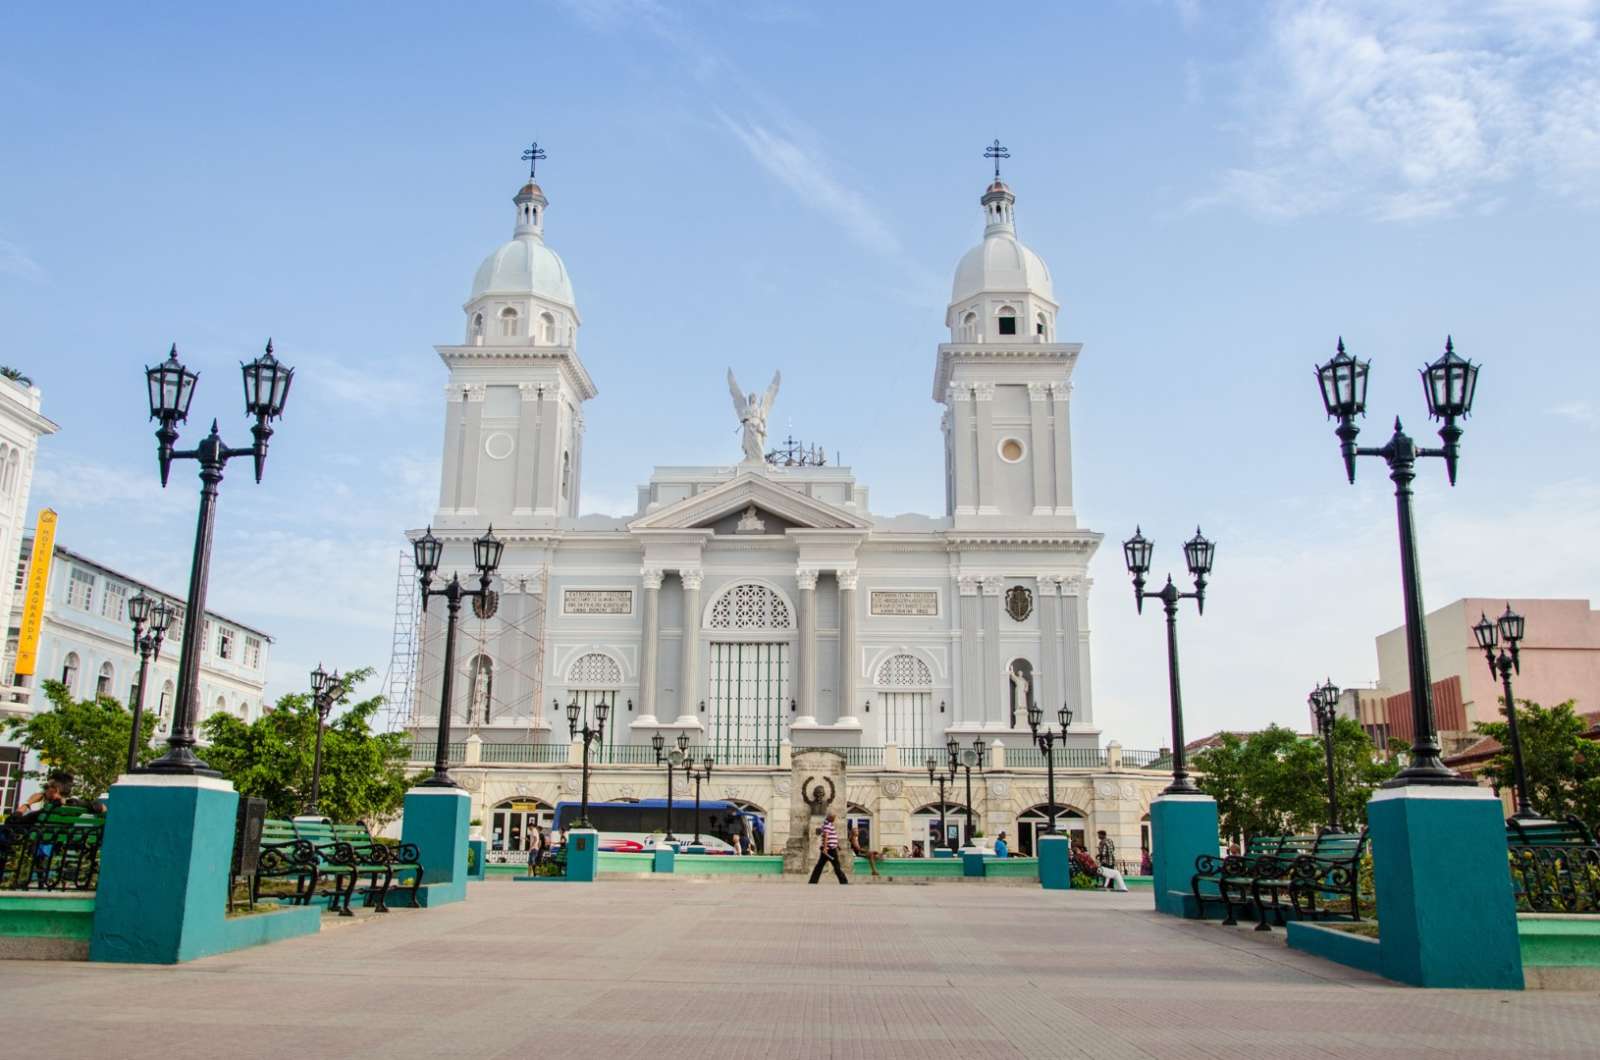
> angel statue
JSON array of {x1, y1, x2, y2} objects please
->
[{"x1": 727, "y1": 368, "x2": 781, "y2": 464}]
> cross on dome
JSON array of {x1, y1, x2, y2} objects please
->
[
  {"x1": 521, "y1": 141, "x2": 548, "y2": 181},
  {"x1": 983, "y1": 138, "x2": 1010, "y2": 181}
]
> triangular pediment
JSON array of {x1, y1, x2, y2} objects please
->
[{"x1": 628, "y1": 471, "x2": 870, "y2": 532}]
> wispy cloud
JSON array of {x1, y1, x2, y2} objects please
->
[
  {"x1": 1551, "y1": 400, "x2": 1598, "y2": 427},
  {"x1": 293, "y1": 354, "x2": 433, "y2": 413},
  {"x1": 1198, "y1": 1, "x2": 1600, "y2": 220},
  {"x1": 0, "y1": 239, "x2": 41, "y2": 278}
]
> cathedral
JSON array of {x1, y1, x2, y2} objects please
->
[{"x1": 407, "y1": 157, "x2": 1169, "y2": 862}]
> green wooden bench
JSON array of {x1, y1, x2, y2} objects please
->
[
  {"x1": 1192, "y1": 835, "x2": 1289, "y2": 924},
  {"x1": 0, "y1": 804, "x2": 104, "y2": 891},
  {"x1": 292, "y1": 819, "x2": 401, "y2": 913},
  {"x1": 331, "y1": 822, "x2": 424, "y2": 909},
  {"x1": 254, "y1": 818, "x2": 354, "y2": 914},
  {"x1": 1507, "y1": 816, "x2": 1600, "y2": 914},
  {"x1": 1274, "y1": 830, "x2": 1370, "y2": 927}
]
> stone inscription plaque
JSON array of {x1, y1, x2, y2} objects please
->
[
  {"x1": 563, "y1": 589, "x2": 633, "y2": 616},
  {"x1": 870, "y1": 590, "x2": 938, "y2": 617}
]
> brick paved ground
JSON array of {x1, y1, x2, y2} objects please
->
[{"x1": 5, "y1": 879, "x2": 1598, "y2": 1059}]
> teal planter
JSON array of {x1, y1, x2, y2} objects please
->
[
  {"x1": 467, "y1": 838, "x2": 487, "y2": 881},
  {"x1": 1149, "y1": 793, "x2": 1219, "y2": 918},
  {"x1": 652, "y1": 847, "x2": 676, "y2": 874},
  {"x1": 1368, "y1": 785, "x2": 1523, "y2": 989},
  {"x1": 400, "y1": 786, "x2": 471, "y2": 906},
  {"x1": 566, "y1": 828, "x2": 599, "y2": 882},
  {"x1": 933, "y1": 848, "x2": 956, "y2": 859},
  {"x1": 1038, "y1": 834, "x2": 1072, "y2": 890},
  {"x1": 961, "y1": 850, "x2": 987, "y2": 877}
]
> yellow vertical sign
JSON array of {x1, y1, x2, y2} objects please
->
[{"x1": 13, "y1": 508, "x2": 57, "y2": 677}]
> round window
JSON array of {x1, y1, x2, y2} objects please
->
[
  {"x1": 484, "y1": 432, "x2": 515, "y2": 460},
  {"x1": 999, "y1": 438, "x2": 1026, "y2": 463}
]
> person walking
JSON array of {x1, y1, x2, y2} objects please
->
[
  {"x1": 1094, "y1": 830, "x2": 1129, "y2": 892},
  {"x1": 994, "y1": 831, "x2": 1010, "y2": 858},
  {"x1": 849, "y1": 822, "x2": 880, "y2": 877},
  {"x1": 807, "y1": 812, "x2": 849, "y2": 884}
]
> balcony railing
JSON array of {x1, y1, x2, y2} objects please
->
[
  {"x1": 405, "y1": 741, "x2": 464, "y2": 763},
  {"x1": 401, "y1": 740, "x2": 1168, "y2": 770},
  {"x1": 481, "y1": 742, "x2": 568, "y2": 764},
  {"x1": 1007, "y1": 746, "x2": 1109, "y2": 769}
]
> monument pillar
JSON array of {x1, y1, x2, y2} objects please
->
[
  {"x1": 638, "y1": 568, "x2": 662, "y2": 724},
  {"x1": 783, "y1": 748, "x2": 850, "y2": 880}
]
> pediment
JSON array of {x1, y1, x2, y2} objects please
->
[{"x1": 628, "y1": 471, "x2": 870, "y2": 532}]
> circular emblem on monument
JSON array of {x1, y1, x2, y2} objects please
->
[
  {"x1": 460, "y1": 773, "x2": 482, "y2": 792},
  {"x1": 774, "y1": 779, "x2": 791, "y2": 797},
  {"x1": 484, "y1": 431, "x2": 514, "y2": 460},
  {"x1": 881, "y1": 778, "x2": 904, "y2": 798},
  {"x1": 617, "y1": 784, "x2": 635, "y2": 799},
  {"x1": 990, "y1": 779, "x2": 1010, "y2": 797},
  {"x1": 561, "y1": 775, "x2": 580, "y2": 794},
  {"x1": 1120, "y1": 782, "x2": 1137, "y2": 800},
  {"x1": 515, "y1": 784, "x2": 529, "y2": 795},
  {"x1": 1095, "y1": 781, "x2": 1115, "y2": 798}
]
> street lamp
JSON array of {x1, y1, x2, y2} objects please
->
[
  {"x1": 1123, "y1": 524, "x2": 1215, "y2": 794},
  {"x1": 926, "y1": 754, "x2": 956, "y2": 852},
  {"x1": 142, "y1": 341, "x2": 293, "y2": 775},
  {"x1": 413, "y1": 524, "x2": 503, "y2": 787},
  {"x1": 946, "y1": 735, "x2": 985, "y2": 848},
  {"x1": 306, "y1": 663, "x2": 341, "y2": 816},
  {"x1": 683, "y1": 755, "x2": 714, "y2": 846},
  {"x1": 1473, "y1": 604, "x2": 1537, "y2": 820},
  {"x1": 1308, "y1": 677, "x2": 1341, "y2": 832},
  {"x1": 652, "y1": 730, "x2": 691, "y2": 842},
  {"x1": 1027, "y1": 701, "x2": 1074, "y2": 836},
  {"x1": 1317, "y1": 336, "x2": 1479, "y2": 785},
  {"x1": 125, "y1": 592, "x2": 174, "y2": 772},
  {"x1": 568, "y1": 695, "x2": 609, "y2": 828}
]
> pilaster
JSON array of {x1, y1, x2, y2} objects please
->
[
  {"x1": 534, "y1": 387, "x2": 561, "y2": 513},
  {"x1": 958, "y1": 575, "x2": 982, "y2": 728},
  {"x1": 835, "y1": 569, "x2": 859, "y2": 728},
  {"x1": 1037, "y1": 577, "x2": 1062, "y2": 715},
  {"x1": 949, "y1": 384, "x2": 976, "y2": 515},
  {"x1": 512, "y1": 383, "x2": 541, "y2": 514},
  {"x1": 638, "y1": 568, "x2": 662, "y2": 724},
  {"x1": 1027, "y1": 383, "x2": 1052, "y2": 515},
  {"x1": 981, "y1": 575, "x2": 1004, "y2": 727},
  {"x1": 1051, "y1": 382, "x2": 1074, "y2": 515},
  {"x1": 796, "y1": 568, "x2": 819, "y2": 725},
  {"x1": 676, "y1": 568, "x2": 701, "y2": 725},
  {"x1": 973, "y1": 383, "x2": 998, "y2": 515},
  {"x1": 459, "y1": 385, "x2": 486, "y2": 513}
]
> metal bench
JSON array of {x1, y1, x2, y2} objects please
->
[
  {"x1": 253, "y1": 818, "x2": 355, "y2": 914},
  {"x1": 292, "y1": 819, "x2": 399, "y2": 913},
  {"x1": 1507, "y1": 816, "x2": 1600, "y2": 914},
  {"x1": 0, "y1": 804, "x2": 104, "y2": 891},
  {"x1": 1248, "y1": 831, "x2": 1368, "y2": 931},
  {"x1": 331, "y1": 822, "x2": 423, "y2": 909},
  {"x1": 1192, "y1": 835, "x2": 1309, "y2": 925}
]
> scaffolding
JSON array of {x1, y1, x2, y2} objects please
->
[{"x1": 380, "y1": 549, "x2": 421, "y2": 733}]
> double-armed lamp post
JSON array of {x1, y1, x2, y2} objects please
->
[
  {"x1": 926, "y1": 754, "x2": 955, "y2": 851},
  {"x1": 125, "y1": 591, "x2": 174, "y2": 773},
  {"x1": 651, "y1": 729, "x2": 691, "y2": 842},
  {"x1": 142, "y1": 341, "x2": 293, "y2": 775},
  {"x1": 1307, "y1": 677, "x2": 1342, "y2": 832},
  {"x1": 1473, "y1": 604, "x2": 1537, "y2": 819},
  {"x1": 946, "y1": 735, "x2": 985, "y2": 847},
  {"x1": 567, "y1": 697, "x2": 609, "y2": 828},
  {"x1": 412, "y1": 525, "x2": 504, "y2": 788},
  {"x1": 306, "y1": 663, "x2": 341, "y2": 816},
  {"x1": 682, "y1": 755, "x2": 714, "y2": 845},
  {"x1": 1027, "y1": 701, "x2": 1073, "y2": 835},
  {"x1": 1122, "y1": 525, "x2": 1215, "y2": 794},
  {"x1": 1316, "y1": 337, "x2": 1479, "y2": 785}
]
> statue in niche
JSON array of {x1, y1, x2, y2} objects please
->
[
  {"x1": 469, "y1": 661, "x2": 492, "y2": 725},
  {"x1": 1009, "y1": 662, "x2": 1031, "y2": 729},
  {"x1": 726, "y1": 368, "x2": 781, "y2": 464}
]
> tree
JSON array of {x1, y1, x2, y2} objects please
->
[
  {"x1": 1, "y1": 680, "x2": 160, "y2": 798},
  {"x1": 1474, "y1": 699, "x2": 1600, "y2": 830},
  {"x1": 0, "y1": 366, "x2": 32, "y2": 386},
  {"x1": 1193, "y1": 720, "x2": 1396, "y2": 840},
  {"x1": 200, "y1": 667, "x2": 410, "y2": 824}
]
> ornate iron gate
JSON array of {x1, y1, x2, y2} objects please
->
[{"x1": 707, "y1": 642, "x2": 788, "y2": 764}]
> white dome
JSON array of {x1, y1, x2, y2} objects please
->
[
  {"x1": 470, "y1": 235, "x2": 575, "y2": 307},
  {"x1": 952, "y1": 233, "x2": 1053, "y2": 304}
]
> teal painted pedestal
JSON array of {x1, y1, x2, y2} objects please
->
[
  {"x1": 566, "y1": 829, "x2": 599, "y2": 882},
  {"x1": 400, "y1": 786, "x2": 470, "y2": 906},
  {"x1": 1368, "y1": 784, "x2": 1523, "y2": 989},
  {"x1": 1149, "y1": 793, "x2": 1218, "y2": 918},
  {"x1": 933, "y1": 848, "x2": 956, "y2": 859},
  {"x1": 961, "y1": 850, "x2": 987, "y2": 877},
  {"x1": 686, "y1": 844, "x2": 706, "y2": 855},
  {"x1": 1038, "y1": 834, "x2": 1072, "y2": 890},
  {"x1": 652, "y1": 847, "x2": 676, "y2": 873}
]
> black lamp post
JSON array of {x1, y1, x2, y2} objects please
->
[
  {"x1": 142, "y1": 341, "x2": 293, "y2": 775},
  {"x1": 946, "y1": 735, "x2": 985, "y2": 847},
  {"x1": 683, "y1": 755, "x2": 714, "y2": 845},
  {"x1": 125, "y1": 591, "x2": 174, "y2": 773},
  {"x1": 1317, "y1": 337, "x2": 1480, "y2": 785},
  {"x1": 306, "y1": 663, "x2": 341, "y2": 816},
  {"x1": 1123, "y1": 525, "x2": 1215, "y2": 794},
  {"x1": 926, "y1": 754, "x2": 955, "y2": 852},
  {"x1": 1027, "y1": 700, "x2": 1073, "y2": 836},
  {"x1": 652, "y1": 730, "x2": 691, "y2": 842},
  {"x1": 1308, "y1": 677, "x2": 1341, "y2": 832},
  {"x1": 1473, "y1": 604, "x2": 1537, "y2": 819},
  {"x1": 567, "y1": 696, "x2": 609, "y2": 829},
  {"x1": 413, "y1": 525, "x2": 503, "y2": 788}
]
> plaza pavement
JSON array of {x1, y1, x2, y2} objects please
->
[{"x1": 4, "y1": 879, "x2": 1598, "y2": 1059}]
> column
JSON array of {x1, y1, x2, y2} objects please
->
[
  {"x1": 949, "y1": 384, "x2": 976, "y2": 515},
  {"x1": 973, "y1": 383, "x2": 997, "y2": 514},
  {"x1": 835, "y1": 569, "x2": 859, "y2": 727},
  {"x1": 440, "y1": 385, "x2": 466, "y2": 511},
  {"x1": 1051, "y1": 382, "x2": 1074, "y2": 515},
  {"x1": 982, "y1": 576, "x2": 1004, "y2": 727},
  {"x1": 459, "y1": 385, "x2": 485, "y2": 513},
  {"x1": 796, "y1": 568, "x2": 819, "y2": 724},
  {"x1": 958, "y1": 576, "x2": 981, "y2": 727},
  {"x1": 677, "y1": 568, "x2": 701, "y2": 725},
  {"x1": 534, "y1": 388, "x2": 561, "y2": 513},
  {"x1": 1027, "y1": 383, "x2": 1052, "y2": 516},
  {"x1": 1037, "y1": 576, "x2": 1062, "y2": 714},
  {"x1": 512, "y1": 383, "x2": 541, "y2": 514},
  {"x1": 638, "y1": 568, "x2": 662, "y2": 724},
  {"x1": 1063, "y1": 576, "x2": 1089, "y2": 727}
]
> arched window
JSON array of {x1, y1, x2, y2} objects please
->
[
  {"x1": 471, "y1": 313, "x2": 484, "y2": 340},
  {"x1": 565, "y1": 653, "x2": 619, "y2": 753},
  {"x1": 912, "y1": 801, "x2": 972, "y2": 853},
  {"x1": 96, "y1": 661, "x2": 114, "y2": 698},
  {"x1": 876, "y1": 653, "x2": 932, "y2": 748},
  {"x1": 561, "y1": 451, "x2": 570, "y2": 499},
  {"x1": 467, "y1": 654, "x2": 493, "y2": 724},
  {"x1": 540, "y1": 312, "x2": 556, "y2": 344},
  {"x1": 568, "y1": 652, "x2": 622, "y2": 686},
  {"x1": 214, "y1": 694, "x2": 227, "y2": 718},
  {"x1": 707, "y1": 583, "x2": 793, "y2": 630},
  {"x1": 1016, "y1": 804, "x2": 1086, "y2": 856},
  {"x1": 158, "y1": 679, "x2": 174, "y2": 718},
  {"x1": 997, "y1": 305, "x2": 1017, "y2": 336},
  {"x1": 499, "y1": 307, "x2": 519, "y2": 337},
  {"x1": 961, "y1": 311, "x2": 977, "y2": 342},
  {"x1": 60, "y1": 652, "x2": 79, "y2": 694},
  {"x1": 1035, "y1": 312, "x2": 1048, "y2": 338}
]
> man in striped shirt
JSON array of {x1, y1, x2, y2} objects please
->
[{"x1": 808, "y1": 812, "x2": 849, "y2": 884}]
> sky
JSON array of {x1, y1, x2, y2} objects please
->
[{"x1": 2, "y1": 1, "x2": 1597, "y2": 749}]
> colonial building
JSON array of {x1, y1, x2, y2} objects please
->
[{"x1": 407, "y1": 162, "x2": 1170, "y2": 861}]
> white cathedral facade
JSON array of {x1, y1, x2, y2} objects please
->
[{"x1": 407, "y1": 167, "x2": 1170, "y2": 861}]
